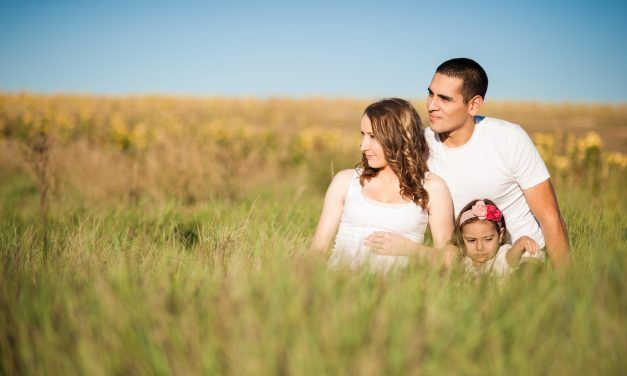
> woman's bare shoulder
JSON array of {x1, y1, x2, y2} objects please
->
[
  {"x1": 327, "y1": 169, "x2": 357, "y2": 194},
  {"x1": 423, "y1": 172, "x2": 449, "y2": 193},
  {"x1": 423, "y1": 172, "x2": 454, "y2": 217},
  {"x1": 335, "y1": 168, "x2": 357, "y2": 180}
]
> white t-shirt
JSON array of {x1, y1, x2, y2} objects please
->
[
  {"x1": 426, "y1": 116, "x2": 550, "y2": 258},
  {"x1": 462, "y1": 244, "x2": 516, "y2": 280}
]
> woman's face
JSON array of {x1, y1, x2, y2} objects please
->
[
  {"x1": 461, "y1": 220, "x2": 504, "y2": 265},
  {"x1": 360, "y1": 115, "x2": 387, "y2": 169}
]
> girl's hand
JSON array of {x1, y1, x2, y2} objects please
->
[
  {"x1": 513, "y1": 236, "x2": 540, "y2": 255},
  {"x1": 364, "y1": 231, "x2": 415, "y2": 256}
]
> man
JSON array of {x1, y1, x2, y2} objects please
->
[{"x1": 425, "y1": 58, "x2": 569, "y2": 268}]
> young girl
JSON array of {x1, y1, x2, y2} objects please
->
[
  {"x1": 454, "y1": 199, "x2": 540, "y2": 278},
  {"x1": 311, "y1": 98, "x2": 455, "y2": 272}
]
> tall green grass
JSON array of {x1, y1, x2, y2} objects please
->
[{"x1": 1, "y1": 169, "x2": 625, "y2": 375}]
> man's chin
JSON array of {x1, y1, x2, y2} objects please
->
[
  {"x1": 429, "y1": 126, "x2": 451, "y2": 139},
  {"x1": 428, "y1": 123, "x2": 446, "y2": 133}
]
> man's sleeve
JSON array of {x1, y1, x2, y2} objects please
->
[{"x1": 509, "y1": 126, "x2": 550, "y2": 189}]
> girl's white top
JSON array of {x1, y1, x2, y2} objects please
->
[
  {"x1": 462, "y1": 244, "x2": 516, "y2": 279},
  {"x1": 329, "y1": 170, "x2": 429, "y2": 273}
]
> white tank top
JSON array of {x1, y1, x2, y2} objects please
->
[{"x1": 329, "y1": 171, "x2": 429, "y2": 272}]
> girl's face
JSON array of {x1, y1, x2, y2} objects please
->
[
  {"x1": 360, "y1": 115, "x2": 387, "y2": 169},
  {"x1": 461, "y1": 220, "x2": 504, "y2": 266}
]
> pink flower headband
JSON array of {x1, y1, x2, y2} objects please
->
[{"x1": 459, "y1": 200, "x2": 503, "y2": 227}]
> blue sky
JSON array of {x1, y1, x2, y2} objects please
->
[{"x1": 1, "y1": 0, "x2": 626, "y2": 102}]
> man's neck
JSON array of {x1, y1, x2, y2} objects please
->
[{"x1": 440, "y1": 116, "x2": 477, "y2": 148}]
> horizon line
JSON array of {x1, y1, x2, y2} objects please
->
[{"x1": 1, "y1": 90, "x2": 625, "y2": 106}]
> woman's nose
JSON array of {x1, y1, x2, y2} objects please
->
[{"x1": 360, "y1": 136, "x2": 369, "y2": 151}]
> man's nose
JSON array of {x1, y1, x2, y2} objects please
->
[{"x1": 427, "y1": 96, "x2": 438, "y2": 112}]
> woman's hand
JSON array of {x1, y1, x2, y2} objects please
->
[
  {"x1": 364, "y1": 231, "x2": 419, "y2": 256},
  {"x1": 365, "y1": 232, "x2": 459, "y2": 268}
]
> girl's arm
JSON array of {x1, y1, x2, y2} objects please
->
[
  {"x1": 506, "y1": 236, "x2": 540, "y2": 268},
  {"x1": 311, "y1": 169, "x2": 354, "y2": 254}
]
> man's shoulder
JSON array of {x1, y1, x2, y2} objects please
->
[{"x1": 478, "y1": 116, "x2": 528, "y2": 139}]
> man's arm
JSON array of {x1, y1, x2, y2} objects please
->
[{"x1": 522, "y1": 179, "x2": 570, "y2": 268}]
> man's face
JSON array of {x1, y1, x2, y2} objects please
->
[{"x1": 427, "y1": 73, "x2": 473, "y2": 134}]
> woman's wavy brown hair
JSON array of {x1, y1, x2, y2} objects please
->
[{"x1": 359, "y1": 98, "x2": 430, "y2": 209}]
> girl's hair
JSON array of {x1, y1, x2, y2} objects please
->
[
  {"x1": 452, "y1": 198, "x2": 507, "y2": 251},
  {"x1": 359, "y1": 98, "x2": 430, "y2": 209}
]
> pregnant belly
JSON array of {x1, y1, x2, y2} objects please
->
[{"x1": 329, "y1": 224, "x2": 422, "y2": 272}]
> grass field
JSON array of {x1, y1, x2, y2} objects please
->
[{"x1": 1, "y1": 94, "x2": 626, "y2": 374}]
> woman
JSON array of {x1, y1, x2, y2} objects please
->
[{"x1": 312, "y1": 98, "x2": 455, "y2": 272}]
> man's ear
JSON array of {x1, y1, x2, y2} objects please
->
[{"x1": 467, "y1": 95, "x2": 484, "y2": 116}]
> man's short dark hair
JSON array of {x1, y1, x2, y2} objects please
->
[{"x1": 436, "y1": 58, "x2": 488, "y2": 103}]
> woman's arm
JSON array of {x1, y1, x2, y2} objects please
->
[
  {"x1": 425, "y1": 174, "x2": 458, "y2": 266},
  {"x1": 311, "y1": 169, "x2": 354, "y2": 254},
  {"x1": 424, "y1": 173, "x2": 455, "y2": 249}
]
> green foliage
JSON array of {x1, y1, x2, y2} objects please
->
[
  {"x1": 0, "y1": 95, "x2": 625, "y2": 373},
  {"x1": 0, "y1": 174, "x2": 625, "y2": 375}
]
